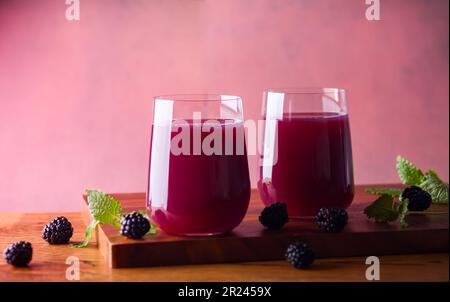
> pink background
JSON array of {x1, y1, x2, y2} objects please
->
[{"x1": 0, "y1": 0, "x2": 448, "y2": 212}]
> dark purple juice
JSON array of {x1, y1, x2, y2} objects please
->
[
  {"x1": 258, "y1": 112, "x2": 354, "y2": 217},
  {"x1": 147, "y1": 120, "x2": 251, "y2": 235}
]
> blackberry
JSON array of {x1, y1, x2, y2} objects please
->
[
  {"x1": 316, "y1": 207, "x2": 348, "y2": 233},
  {"x1": 259, "y1": 202, "x2": 289, "y2": 230},
  {"x1": 120, "y1": 212, "x2": 150, "y2": 239},
  {"x1": 285, "y1": 241, "x2": 315, "y2": 269},
  {"x1": 3, "y1": 241, "x2": 33, "y2": 267},
  {"x1": 42, "y1": 216, "x2": 74, "y2": 244},
  {"x1": 401, "y1": 186, "x2": 432, "y2": 211}
]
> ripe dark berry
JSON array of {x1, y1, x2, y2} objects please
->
[
  {"x1": 42, "y1": 216, "x2": 74, "y2": 244},
  {"x1": 285, "y1": 241, "x2": 315, "y2": 269},
  {"x1": 3, "y1": 241, "x2": 33, "y2": 267},
  {"x1": 401, "y1": 186, "x2": 432, "y2": 211},
  {"x1": 120, "y1": 212, "x2": 150, "y2": 239},
  {"x1": 316, "y1": 207, "x2": 348, "y2": 233},
  {"x1": 259, "y1": 202, "x2": 289, "y2": 230}
]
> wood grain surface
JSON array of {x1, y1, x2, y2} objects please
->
[
  {"x1": 82, "y1": 186, "x2": 449, "y2": 268},
  {"x1": 0, "y1": 211, "x2": 448, "y2": 281}
]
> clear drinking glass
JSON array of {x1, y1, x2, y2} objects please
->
[
  {"x1": 147, "y1": 94, "x2": 251, "y2": 236},
  {"x1": 258, "y1": 88, "x2": 354, "y2": 218}
]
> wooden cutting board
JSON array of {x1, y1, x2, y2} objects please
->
[{"x1": 81, "y1": 185, "x2": 449, "y2": 268}]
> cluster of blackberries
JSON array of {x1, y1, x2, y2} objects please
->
[
  {"x1": 282, "y1": 205, "x2": 349, "y2": 269},
  {"x1": 42, "y1": 216, "x2": 74, "y2": 244},
  {"x1": 259, "y1": 200, "x2": 350, "y2": 269},
  {"x1": 259, "y1": 202, "x2": 289, "y2": 230},
  {"x1": 4, "y1": 209, "x2": 153, "y2": 266},
  {"x1": 316, "y1": 207, "x2": 348, "y2": 233},
  {"x1": 120, "y1": 212, "x2": 151, "y2": 239},
  {"x1": 285, "y1": 241, "x2": 315, "y2": 269},
  {"x1": 3, "y1": 215, "x2": 75, "y2": 267},
  {"x1": 3, "y1": 241, "x2": 33, "y2": 267},
  {"x1": 402, "y1": 186, "x2": 432, "y2": 211},
  {"x1": 259, "y1": 201, "x2": 349, "y2": 233}
]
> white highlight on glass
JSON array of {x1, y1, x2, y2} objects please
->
[
  {"x1": 149, "y1": 99, "x2": 173, "y2": 210},
  {"x1": 262, "y1": 91, "x2": 283, "y2": 180}
]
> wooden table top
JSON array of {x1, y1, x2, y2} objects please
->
[{"x1": 0, "y1": 191, "x2": 448, "y2": 281}]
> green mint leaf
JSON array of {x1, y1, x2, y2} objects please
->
[
  {"x1": 419, "y1": 169, "x2": 449, "y2": 204},
  {"x1": 72, "y1": 220, "x2": 99, "y2": 248},
  {"x1": 396, "y1": 155, "x2": 425, "y2": 185},
  {"x1": 364, "y1": 194, "x2": 399, "y2": 223},
  {"x1": 398, "y1": 198, "x2": 409, "y2": 228},
  {"x1": 365, "y1": 187, "x2": 402, "y2": 197},
  {"x1": 87, "y1": 189, "x2": 122, "y2": 225}
]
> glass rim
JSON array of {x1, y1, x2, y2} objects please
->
[
  {"x1": 154, "y1": 94, "x2": 242, "y2": 102},
  {"x1": 264, "y1": 87, "x2": 346, "y2": 95}
]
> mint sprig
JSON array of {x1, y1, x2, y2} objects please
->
[
  {"x1": 366, "y1": 156, "x2": 448, "y2": 204},
  {"x1": 364, "y1": 155, "x2": 448, "y2": 228},
  {"x1": 73, "y1": 190, "x2": 156, "y2": 248},
  {"x1": 396, "y1": 155, "x2": 425, "y2": 185}
]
